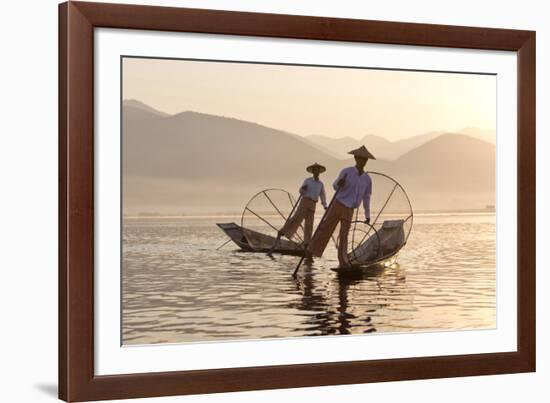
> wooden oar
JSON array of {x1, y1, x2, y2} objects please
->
[
  {"x1": 284, "y1": 194, "x2": 303, "y2": 236},
  {"x1": 293, "y1": 174, "x2": 347, "y2": 277}
]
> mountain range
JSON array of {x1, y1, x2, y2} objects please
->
[
  {"x1": 307, "y1": 127, "x2": 495, "y2": 160},
  {"x1": 123, "y1": 100, "x2": 495, "y2": 215}
]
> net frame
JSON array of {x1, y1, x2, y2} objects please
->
[
  {"x1": 347, "y1": 171, "x2": 413, "y2": 265},
  {"x1": 240, "y1": 188, "x2": 305, "y2": 246}
]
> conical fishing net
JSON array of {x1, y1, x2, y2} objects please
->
[
  {"x1": 240, "y1": 188, "x2": 305, "y2": 252},
  {"x1": 344, "y1": 172, "x2": 413, "y2": 265}
]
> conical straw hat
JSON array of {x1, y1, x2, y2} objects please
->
[
  {"x1": 348, "y1": 145, "x2": 376, "y2": 160},
  {"x1": 306, "y1": 163, "x2": 326, "y2": 173}
]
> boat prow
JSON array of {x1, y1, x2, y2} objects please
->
[
  {"x1": 216, "y1": 222, "x2": 255, "y2": 252},
  {"x1": 216, "y1": 222, "x2": 305, "y2": 256}
]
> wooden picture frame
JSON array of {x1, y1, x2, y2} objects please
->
[{"x1": 59, "y1": 1, "x2": 536, "y2": 401}]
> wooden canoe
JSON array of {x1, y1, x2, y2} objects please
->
[{"x1": 216, "y1": 222, "x2": 305, "y2": 256}]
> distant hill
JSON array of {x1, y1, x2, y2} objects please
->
[
  {"x1": 374, "y1": 134, "x2": 495, "y2": 211},
  {"x1": 458, "y1": 126, "x2": 496, "y2": 144},
  {"x1": 123, "y1": 101, "x2": 340, "y2": 214},
  {"x1": 123, "y1": 104, "x2": 339, "y2": 181},
  {"x1": 305, "y1": 135, "x2": 362, "y2": 159},
  {"x1": 306, "y1": 132, "x2": 442, "y2": 160},
  {"x1": 122, "y1": 100, "x2": 495, "y2": 214},
  {"x1": 362, "y1": 132, "x2": 444, "y2": 160},
  {"x1": 123, "y1": 99, "x2": 170, "y2": 117},
  {"x1": 306, "y1": 127, "x2": 495, "y2": 160}
]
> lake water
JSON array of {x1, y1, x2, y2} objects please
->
[{"x1": 122, "y1": 213, "x2": 496, "y2": 345}]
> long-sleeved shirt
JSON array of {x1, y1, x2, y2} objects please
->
[
  {"x1": 332, "y1": 166, "x2": 372, "y2": 219},
  {"x1": 299, "y1": 177, "x2": 327, "y2": 208}
]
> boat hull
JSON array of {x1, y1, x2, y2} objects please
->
[{"x1": 216, "y1": 223, "x2": 305, "y2": 256}]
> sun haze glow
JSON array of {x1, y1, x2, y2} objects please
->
[{"x1": 123, "y1": 57, "x2": 496, "y2": 142}]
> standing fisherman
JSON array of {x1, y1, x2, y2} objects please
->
[
  {"x1": 267, "y1": 163, "x2": 327, "y2": 257},
  {"x1": 307, "y1": 146, "x2": 375, "y2": 268}
]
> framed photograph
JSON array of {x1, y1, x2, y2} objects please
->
[{"x1": 59, "y1": 1, "x2": 536, "y2": 401}]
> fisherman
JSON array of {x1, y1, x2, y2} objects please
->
[
  {"x1": 307, "y1": 146, "x2": 375, "y2": 268},
  {"x1": 267, "y1": 163, "x2": 327, "y2": 257}
]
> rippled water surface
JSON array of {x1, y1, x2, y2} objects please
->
[{"x1": 122, "y1": 213, "x2": 496, "y2": 345}]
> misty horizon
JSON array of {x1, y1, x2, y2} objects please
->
[{"x1": 122, "y1": 101, "x2": 495, "y2": 216}]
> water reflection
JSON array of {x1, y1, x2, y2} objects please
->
[
  {"x1": 290, "y1": 263, "x2": 392, "y2": 336},
  {"x1": 122, "y1": 214, "x2": 496, "y2": 345}
]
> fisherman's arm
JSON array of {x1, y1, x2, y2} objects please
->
[
  {"x1": 333, "y1": 169, "x2": 346, "y2": 191},
  {"x1": 363, "y1": 177, "x2": 372, "y2": 224},
  {"x1": 320, "y1": 183, "x2": 327, "y2": 209},
  {"x1": 299, "y1": 179, "x2": 308, "y2": 196}
]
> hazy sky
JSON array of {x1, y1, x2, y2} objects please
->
[{"x1": 123, "y1": 57, "x2": 496, "y2": 141}]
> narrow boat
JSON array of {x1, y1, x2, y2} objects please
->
[
  {"x1": 216, "y1": 222, "x2": 305, "y2": 256},
  {"x1": 331, "y1": 217, "x2": 410, "y2": 276},
  {"x1": 216, "y1": 223, "x2": 255, "y2": 252}
]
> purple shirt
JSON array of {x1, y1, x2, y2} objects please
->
[
  {"x1": 299, "y1": 177, "x2": 327, "y2": 208},
  {"x1": 332, "y1": 166, "x2": 372, "y2": 219}
]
